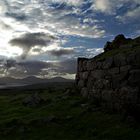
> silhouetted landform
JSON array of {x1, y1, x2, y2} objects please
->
[
  {"x1": 104, "y1": 34, "x2": 140, "y2": 52},
  {"x1": 0, "y1": 76, "x2": 74, "y2": 85},
  {"x1": 0, "y1": 76, "x2": 74, "y2": 90},
  {"x1": 76, "y1": 34, "x2": 140, "y2": 118}
]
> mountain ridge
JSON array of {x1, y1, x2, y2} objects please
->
[{"x1": 0, "y1": 76, "x2": 74, "y2": 85}]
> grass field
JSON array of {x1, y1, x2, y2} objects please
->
[{"x1": 0, "y1": 85, "x2": 140, "y2": 140}]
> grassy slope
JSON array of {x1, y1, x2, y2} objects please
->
[
  {"x1": 0, "y1": 87, "x2": 140, "y2": 140},
  {"x1": 94, "y1": 44, "x2": 140, "y2": 61}
]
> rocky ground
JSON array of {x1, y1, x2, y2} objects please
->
[{"x1": 0, "y1": 85, "x2": 140, "y2": 140}]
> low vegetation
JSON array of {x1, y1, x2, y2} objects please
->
[{"x1": 0, "y1": 85, "x2": 140, "y2": 140}]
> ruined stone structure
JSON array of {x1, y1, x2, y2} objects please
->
[{"x1": 76, "y1": 35, "x2": 140, "y2": 113}]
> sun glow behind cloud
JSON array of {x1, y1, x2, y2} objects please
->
[{"x1": 6, "y1": 46, "x2": 23, "y2": 58}]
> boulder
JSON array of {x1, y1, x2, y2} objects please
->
[
  {"x1": 22, "y1": 93, "x2": 44, "y2": 107},
  {"x1": 112, "y1": 34, "x2": 126, "y2": 46}
]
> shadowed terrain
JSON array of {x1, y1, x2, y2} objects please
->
[{"x1": 0, "y1": 84, "x2": 140, "y2": 140}]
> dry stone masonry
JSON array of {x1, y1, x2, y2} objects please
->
[{"x1": 76, "y1": 35, "x2": 140, "y2": 113}]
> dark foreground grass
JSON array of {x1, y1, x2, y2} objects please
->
[{"x1": 0, "y1": 86, "x2": 140, "y2": 140}]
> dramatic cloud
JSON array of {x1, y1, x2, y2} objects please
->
[
  {"x1": 0, "y1": 59, "x2": 76, "y2": 79},
  {"x1": 9, "y1": 32, "x2": 56, "y2": 59},
  {"x1": 0, "y1": 0, "x2": 139, "y2": 79},
  {"x1": 56, "y1": 59, "x2": 77, "y2": 74},
  {"x1": 49, "y1": 48, "x2": 74, "y2": 57}
]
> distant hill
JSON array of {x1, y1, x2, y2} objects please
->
[{"x1": 0, "y1": 76, "x2": 74, "y2": 85}]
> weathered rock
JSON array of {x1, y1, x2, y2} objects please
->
[
  {"x1": 94, "y1": 79, "x2": 104, "y2": 89},
  {"x1": 104, "y1": 41, "x2": 112, "y2": 52},
  {"x1": 114, "y1": 54, "x2": 127, "y2": 66},
  {"x1": 91, "y1": 88, "x2": 101, "y2": 99},
  {"x1": 96, "y1": 61, "x2": 103, "y2": 69},
  {"x1": 76, "y1": 34, "x2": 140, "y2": 115},
  {"x1": 126, "y1": 53, "x2": 136, "y2": 65},
  {"x1": 119, "y1": 87, "x2": 138, "y2": 104},
  {"x1": 104, "y1": 34, "x2": 133, "y2": 52},
  {"x1": 102, "y1": 57, "x2": 113, "y2": 69},
  {"x1": 135, "y1": 50, "x2": 140, "y2": 64},
  {"x1": 120, "y1": 65, "x2": 131, "y2": 72},
  {"x1": 82, "y1": 72, "x2": 89, "y2": 80},
  {"x1": 86, "y1": 77, "x2": 94, "y2": 88},
  {"x1": 78, "y1": 58, "x2": 88, "y2": 72},
  {"x1": 78, "y1": 80, "x2": 85, "y2": 87},
  {"x1": 81, "y1": 87, "x2": 88, "y2": 97},
  {"x1": 82, "y1": 60, "x2": 88, "y2": 71},
  {"x1": 108, "y1": 67, "x2": 119, "y2": 75},
  {"x1": 102, "y1": 90, "x2": 113, "y2": 101},
  {"x1": 112, "y1": 72, "x2": 128, "y2": 88},
  {"x1": 112, "y1": 34, "x2": 126, "y2": 46},
  {"x1": 94, "y1": 79, "x2": 110, "y2": 89},
  {"x1": 91, "y1": 70, "x2": 104, "y2": 79},
  {"x1": 22, "y1": 93, "x2": 44, "y2": 107},
  {"x1": 128, "y1": 70, "x2": 140, "y2": 86},
  {"x1": 87, "y1": 60, "x2": 97, "y2": 70}
]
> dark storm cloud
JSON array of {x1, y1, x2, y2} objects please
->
[
  {"x1": 32, "y1": 48, "x2": 42, "y2": 53},
  {"x1": 57, "y1": 59, "x2": 76, "y2": 74},
  {"x1": 17, "y1": 61, "x2": 52, "y2": 75},
  {"x1": 9, "y1": 32, "x2": 55, "y2": 48},
  {"x1": 0, "y1": 60, "x2": 53, "y2": 77},
  {"x1": 0, "y1": 58, "x2": 76, "y2": 78},
  {"x1": 17, "y1": 59, "x2": 76, "y2": 76},
  {"x1": 49, "y1": 48, "x2": 74, "y2": 57},
  {"x1": 45, "y1": 59, "x2": 76, "y2": 75},
  {"x1": 9, "y1": 32, "x2": 56, "y2": 59}
]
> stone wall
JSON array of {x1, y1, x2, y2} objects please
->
[{"x1": 76, "y1": 35, "x2": 140, "y2": 113}]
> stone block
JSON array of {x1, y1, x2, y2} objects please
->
[
  {"x1": 120, "y1": 65, "x2": 131, "y2": 72},
  {"x1": 102, "y1": 57, "x2": 113, "y2": 69},
  {"x1": 78, "y1": 80, "x2": 85, "y2": 88},
  {"x1": 128, "y1": 69, "x2": 140, "y2": 86},
  {"x1": 91, "y1": 70, "x2": 105, "y2": 79},
  {"x1": 102, "y1": 90, "x2": 113, "y2": 101},
  {"x1": 82, "y1": 72, "x2": 89, "y2": 80},
  {"x1": 81, "y1": 88, "x2": 88, "y2": 97},
  {"x1": 87, "y1": 60, "x2": 97, "y2": 70},
  {"x1": 108, "y1": 67, "x2": 119, "y2": 75},
  {"x1": 114, "y1": 54, "x2": 127, "y2": 66}
]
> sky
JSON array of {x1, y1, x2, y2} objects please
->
[{"x1": 0, "y1": 0, "x2": 140, "y2": 79}]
